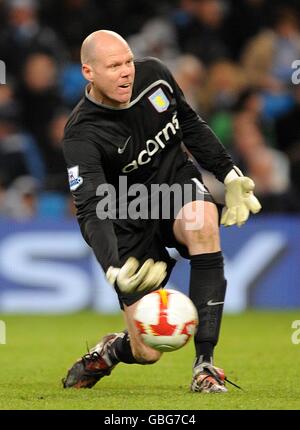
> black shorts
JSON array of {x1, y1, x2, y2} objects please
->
[{"x1": 113, "y1": 161, "x2": 217, "y2": 309}]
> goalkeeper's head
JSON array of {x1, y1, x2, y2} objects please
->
[{"x1": 81, "y1": 30, "x2": 135, "y2": 109}]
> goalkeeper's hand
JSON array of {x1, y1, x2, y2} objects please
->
[
  {"x1": 106, "y1": 257, "x2": 167, "y2": 294},
  {"x1": 221, "y1": 166, "x2": 262, "y2": 227}
]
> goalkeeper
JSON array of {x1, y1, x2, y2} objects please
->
[{"x1": 62, "y1": 30, "x2": 261, "y2": 393}]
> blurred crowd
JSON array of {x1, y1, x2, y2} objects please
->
[{"x1": 0, "y1": 0, "x2": 300, "y2": 220}]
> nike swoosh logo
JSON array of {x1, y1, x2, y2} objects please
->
[
  {"x1": 207, "y1": 300, "x2": 224, "y2": 306},
  {"x1": 118, "y1": 136, "x2": 131, "y2": 154}
]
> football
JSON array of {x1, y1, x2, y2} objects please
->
[{"x1": 134, "y1": 289, "x2": 198, "y2": 352}]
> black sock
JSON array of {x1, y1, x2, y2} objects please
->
[
  {"x1": 189, "y1": 251, "x2": 227, "y2": 365},
  {"x1": 109, "y1": 330, "x2": 139, "y2": 364}
]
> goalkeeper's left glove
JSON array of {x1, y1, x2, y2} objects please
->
[
  {"x1": 106, "y1": 257, "x2": 167, "y2": 294},
  {"x1": 221, "y1": 166, "x2": 262, "y2": 227}
]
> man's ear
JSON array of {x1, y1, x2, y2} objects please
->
[{"x1": 82, "y1": 64, "x2": 93, "y2": 82}]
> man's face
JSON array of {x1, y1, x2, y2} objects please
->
[{"x1": 85, "y1": 44, "x2": 135, "y2": 108}]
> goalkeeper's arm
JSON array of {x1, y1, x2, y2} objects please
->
[
  {"x1": 82, "y1": 216, "x2": 167, "y2": 294},
  {"x1": 63, "y1": 138, "x2": 167, "y2": 294}
]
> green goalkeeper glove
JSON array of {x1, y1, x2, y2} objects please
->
[
  {"x1": 221, "y1": 166, "x2": 262, "y2": 227},
  {"x1": 106, "y1": 257, "x2": 167, "y2": 294}
]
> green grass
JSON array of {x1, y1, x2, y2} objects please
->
[{"x1": 0, "y1": 311, "x2": 299, "y2": 410}]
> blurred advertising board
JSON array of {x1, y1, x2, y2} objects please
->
[{"x1": 0, "y1": 216, "x2": 299, "y2": 313}]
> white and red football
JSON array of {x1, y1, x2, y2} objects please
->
[{"x1": 134, "y1": 289, "x2": 198, "y2": 352}]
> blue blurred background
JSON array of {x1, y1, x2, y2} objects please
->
[{"x1": 0, "y1": 0, "x2": 299, "y2": 313}]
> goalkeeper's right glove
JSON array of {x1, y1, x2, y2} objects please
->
[{"x1": 106, "y1": 257, "x2": 167, "y2": 294}]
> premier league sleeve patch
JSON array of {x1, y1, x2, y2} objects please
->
[
  {"x1": 148, "y1": 87, "x2": 170, "y2": 112},
  {"x1": 68, "y1": 165, "x2": 83, "y2": 191}
]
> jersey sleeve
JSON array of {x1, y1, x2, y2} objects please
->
[
  {"x1": 63, "y1": 138, "x2": 120, "y2": 272},
  {"x1": 155, "y1": 58, "x2": 234, "y2": 182}
]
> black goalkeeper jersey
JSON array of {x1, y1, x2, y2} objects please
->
[{"x1": 62, "y1": 57, "x2": 233, "y2": 272}]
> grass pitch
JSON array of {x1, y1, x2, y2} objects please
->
[{"x1": 0, "y1": 311, "x2": 299, "y2": 410}]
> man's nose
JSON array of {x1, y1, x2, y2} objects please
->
[{"x1": 120, "y1": 65, "x2": 130, "y2": 77}]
